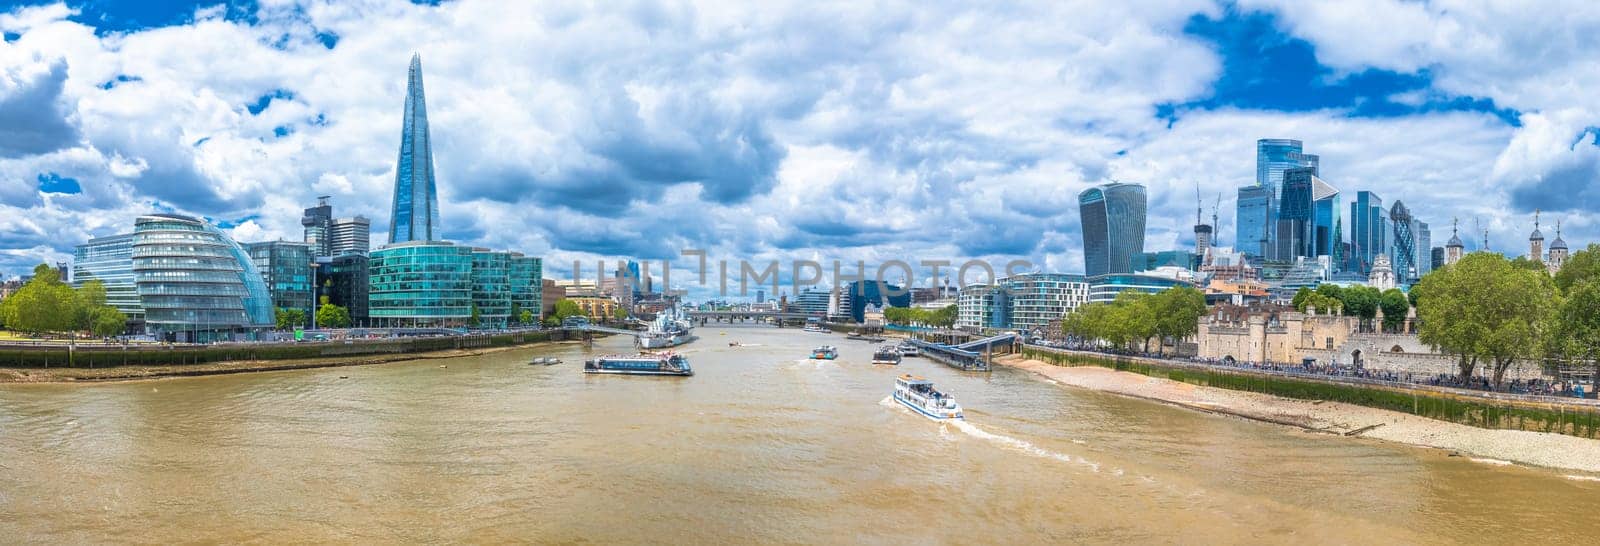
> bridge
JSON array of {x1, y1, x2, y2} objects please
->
[{"x1": 908, "y1": 333, "x2": 1019, "y2": 372}]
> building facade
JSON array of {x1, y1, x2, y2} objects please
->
[
  {"x1": 470, "y1": 249, "x2": 512, "y2": 328},
  {"x1": 244, "y1": 241, "x2": 315, "y2": 320},
  {"x1": 955, "y1": 284, "x2": 1010, "y2": 331},
  {"x1": 792, "y1": 287, "x2": 831, "y2": 316},
  {"x1": 1235, "y1": 185, "x2": 1275, "y2": 258},
  {"x1": 131, "y1": 214, "x2": 274, "y2": 342},
  {"x1": 1079, "y1": 182, "x2": 1147, "y2": 276},
  {"x1": 1389, "y1": 201, "x2": 1416, "y2": 283},
  {"x1": 368, "y1": 241, "x2": 474, "y2": 327},
  {"x1": 389, "y1": 53, "x2": 440, "y2": 244},
  {"x1": 509, "y1": 254, "x2": 543, "y2": 322},
  {"x1": 1349, "y1": 191, "x2": 1386, "y2": 275},
  {"x1": 329, "y1": 216, "x2": 371, "y2": 256},
  {"x1": 1256, "y1": 138, "x2": 1319, "y2": 259},
  {"x1": 72, "y1": 233, "x2": 144, "y2": 324},
  {"x1": 302, "y1": 196, "x2": 333, "y2": 257},
  {"x1": 1004, "y1": 273, "x2": 1089, "y2": 333},
  {"x1": 1086, "y1": 274, "x2": 1194, "y2": 304},
  {"x1": 318, "y1": 253, "x2": 370, "y2": 326}
]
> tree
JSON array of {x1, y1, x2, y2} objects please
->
[
  {"x1": 1315, "y1": 283, "x2": 1343, "y2": 302},
  {"x1": 469, "y1": 304, "x2": 482, "y2": 328},
  {"x1": 90, "y1": 307, "x2": 127, "y2": 337},
  {"x1": 552, "y1": 299, "x2": 583, "y2": 321},
  {"x1": 1339, "y1": 285, "x2": 1381, "y2": 330},
  {"x1": 1291, "y1": 287, "x2": 1312, "y2": 311},
  {"x1": 509, "y1": 302, "x2": 524, "y2": 325},
  {"x1": 930, "y1": 304, "x2": 957, "y2": 328},
  {"x1": 611, "y1": 306, "x2": 628, "y2": 320},
  {"x1": 1, "y1": 264, "x2": 79, "y2": 334},
  {"x1": 1379, "y1": 288, "x2": 1410, "y2": 333},
  {"x1": 1554, "y1": 244, "x2": 1600, "y2": 292},
  {"x1": 1414, "y1": 252, "x2": 1558, "y2": 389},
  {"x1": 75, "y1": 280, "x2": 108, "y2": 331},
  {"x1": 1508, "y1": 256, "x2": 1549, "y2": 272},
  {"x1": 520, "y1": 309, "x2": 535, "y2": 325},
  {"x1": 1110, "y1": 291, "x2": 1157, "y2": 353},
  {"x1": 1553, "y1": 280, "x2": 1600, "y2": 398},
  {"x1": 316, "y1": 302, "x2": 352, "y2": 329},
  {"x1": 275, "y1": 308, "x2": 307, "y2": 330},
  {"x1": 1152, "y1": 286, "x2": 1207, "y2": 355}
]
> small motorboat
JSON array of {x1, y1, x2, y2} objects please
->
[
  {"x1": 528, "y1": 357, "x2": 562, "y2": 366},
  {"x1": 811, "y1": 346, "x2": 838, "y2": 360},
  {"x1": 896, "y1": 343, "x2": 920, "y2": 357}
]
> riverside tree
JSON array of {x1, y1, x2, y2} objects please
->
[
  {"x1": 316, "y1": 298, "x2": 352, "y2": 328},
  {"x1": 1152, "y1": 285, "x2": 1207, "y2": 355},
  {"x1": 1379, "y1": 288, "x2": 1411, "y2": 333},
  {"x1": 275, "y1": 308, "x2": 308, "y2": 330},
  {"x1": 0, "y1": 264, "x2": 126, "y2": 337},
  {"x1": 1414, "y1": 252, "x2": 1558, "y2": 389}
]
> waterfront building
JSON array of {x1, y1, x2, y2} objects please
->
[
  {"x1": 835, "y1": 281, "x2": 910, "y2": 323},
  {"x1": 1079, "y1": 182, "x2": 1147, "y2": 276},
  {"x1": 244, "y1": 241, "x2": 315, "y2": 320},
  {"x1": 302, "y1": 196, "x2": 333, "y2": 257},
  {"x1": 1349, "y1": 191, "x2": 1386, "y2": 275},
  {"x1": 1085, "y1": 274, "x2": 1194, "y2": 304},
  {"x1": 955, "y1": 283, "x2": 1010, "y2": 330},
  {"x1": 72, "y1": 233, "x2": 144, "y2": 325},
  {"x1": 389, "y1": 53, "x2": 440, "y2": 244},
  {"x1": 568, "y1": 296, "x2": 619, "y2": 319},
  {"x1": 1004, "y1": 273, "x2": 1089, "y2": 333},
  {"x1": 131, "y1": 214, "x2": 274, "y2": 342},
  {"x1": 1236, "y1": 185, "x2": 1275, "y2": 258},
  {"x1": 792, "y1": 287, "x2": 832, "y2": 316},
  {"x1": 368, "y1": 241, "x2": 473, "y2": 327},
  {"x1": 470, "y1": 249, "x2": 512, "y2": 328},
  {"x1": 509, "y1": 254, "x2": 543, "y2": 321},
  {"x1": 317, "y1": 253, "x2": 370, "y2": 326},
  {"x1": 541, "y1": 279, "x2": 564, "y2": 318}
]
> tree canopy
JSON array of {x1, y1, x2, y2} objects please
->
[
  {"x1": 1414, "y1": 252, "x2": 1558, "y2": 389},
  {"x1": 0, "y1": 265, "x2": 126, "y2": 337},
  {"x1": 1379, "y1": 288, "x2": 1410, "y2": 333},
  {"x1": 1058, "y1": 287, "x2": 1208, "y2": 354},
  {"x1": 883, "y1": 305, "x2": 957, "y2": 328}
]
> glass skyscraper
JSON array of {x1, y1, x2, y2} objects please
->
[
  {"x1": 1254, "y1": 139, "x2": 1319, "y2": 259},
  {"x1": 72, "y1": 233, "x2": 144, "y2": 323},
  {"x1": 1390, "y1": 201, "x2": 1416, "y2": 283},
  {"x1": 470, "y1": 248, "x2": 512, "y2": 327},
  {"x1": 1078, "y1": 182, "x2": 1147, "y2": 277},
  {"x1": 1349, "y1": 191, "x2": 1387, "y2": 275},
  {"x1": 389, "y1": 53, "x2": 440, "y2": 244},
  {"x1": 131, "y1": 214, "x2": 274, "y2": 342},
  {"x1": 508, "y1": 254, "x2": 543, "y2": 321},
  {"x1": 368, "y1": 241, "x2": 474, "y2": 327},
  {"x1": 244, "y1": 241, "x2": 314, "y2": 319},
  {"x1": 1235, "y1": 185, "x2": 1274, "y2": 258}
]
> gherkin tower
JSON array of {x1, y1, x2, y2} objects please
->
[{"x1": 389, "y1": 53, "x2": 440, "y2": 244}]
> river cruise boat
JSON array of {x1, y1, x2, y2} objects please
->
[
  {"x1": 893, "y1": 374, "x2": 963, "y2": 421},
  {"x1": 811, "y1": 346, "x2": 838, "y2": 360},
  {"x1": 871, "y1": 347, "x2": 902, "y2": 365},
  {"x1": 896, "y1": 342, "x2": 920, "y2": 357},
  {"x1": 803, "y1": 324, "x2": 829, "y2": 333},
  {"x1": 583, "y1": 352, "x2": 693, "y2": 376}
]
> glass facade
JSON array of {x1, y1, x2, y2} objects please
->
[
  {"x1": 369, "y1": 241, "x2": 473, "y2": 327},
  {"x1": 471, "y1": 249, "x2": 512, "y2": 327},
  {"x1": 1255, "y1": 139, "x2": 1319, "y2": 259},
  {"x1": 1390, "y1": 201, "x2": 1416, "y2": 283},
  {"x1": 132, "y1": 214, "x2": 274, "y2": 342},
  {"x1": 1003, "y1": 273, "x2": 1088, "y2": 332},
  {"x1": 318, "y1": 253, "x2": 370, "y2": 325},
  {"x1": 793, "y1": 288, "x2": 831, "y2": 315},
  {"x1": 1235, "y1": 185, "x2": 1274, "y2": 258},
  {"x1": 302, "y1": 198, "x2": 333, "y2": 257},
  {"x1": 955, "y1": 284, "x2": 1010, "y2": 331},
  {"x1": 245, "y1": 241, "x2": 314, "y2": 320},
  {"x1": 508, "y1": 254, "x2": 543, "y2": 322},
  {"x1": 329, "y1": 216, "x2": 371, "y2": 256},
  {"x1": 1078, "y1": 182, "x2": 1147, "y2": 277},
  {"x1": 1413, "y1": 221, "x2": 1431, "y2": 281},
  {"x1": 1086, "y1": 274, "x2": 1194, "y2": 304},
  {"x1": 839, "y1": 281, "x2": 911, "y2": 324},
  {"x1": 1349, "y1": 191, "x2": 1386, "y2": 275},
  {"x1": 72, "y1": 233, "x2": 144, "y2": 322},
  {"x1": 390, "y1": 54, "x2": 440, "y2": 244}
]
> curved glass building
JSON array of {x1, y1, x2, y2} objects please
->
[
  {"x1": 1078, "y1": 182, "x2": 1147, "y2": 277},
  {"x1": 368, "y1": 241, "x2": 473, "y2": 327},
  {"x1": 132, "y1": 214, "x2": 274, "y2": 342}
]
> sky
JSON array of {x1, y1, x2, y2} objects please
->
[{"x1": 0, "y1": 0, "x2": 1597, "y2": 295}]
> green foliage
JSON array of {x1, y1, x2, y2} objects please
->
[
  {"x1": 316, "y1": 302, "x2": 352, "y2": 329},
  {"x1": 1297, "y1": 292, "x2": 1342, "y2": 315},
  {"x1": 1553, "y1": 280, "x2": 1600, "y2": 387},
  {"x1": 1314, "y1": 283, "x2": 1343, "y2": 301},
  {"x1": 275, "y1": 308, "x2": 307, "y2": 330},
  {"x1": 1379, "y1": 288, "x2": 1410, "y2": 332},
  {"x1": 883, "y1": 305, "x2": 957, "y2": 328},
  {"x1": 611, "y1": 306, "x2": 628, "y2": 320},
  {"x1": 1414, "y1": 252, "x2": 1559, "y2": 389},
  {"x1": 1291, "y1": 287, "x2": 1312, "y2": 310},
  {"x1": 0, "y1": 264, "x2": 124, "y2": 336},
  {"x1": 469, "y1": 304, "x2": 482, "y2": 327},
  {"x1": 509, "y1": 302, "x2": 523, "y2": 325},
  {"x1": 552, "y1": 299, "x2": 583, "y2": 320},
  {"x1": 1554, "y1": 244, "x2": 1600, "y2": 292},
  {"x1": 520, "y1": 310, "x2": 535, "y2": 325},
  {"x1": 1338, "y1": 285, "x2": 1381, "y2": 320},
  {"x1": 1060, "y1": 287, "x2": 1205, "y2": 353},
  {"x1": 90, "y1": 307, "x2": 127, "y2": 337}
]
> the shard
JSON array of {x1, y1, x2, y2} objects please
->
[{"x1": 389, "y1": 53, "x2": 440, "y2": 244}]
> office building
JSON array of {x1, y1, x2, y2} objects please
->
[
  {"x1": 244, "y1": 241, "x2": 315, "y2": 319},
  {"x1": 1079, "y1": 182, "x2": 1147, "y2": 276},
  {"x1": 956, "y1": 284, "x2": 1010, "y2": 330},
  {"x1": 1414, "y1": 220, "x2": 1432, "y2": 281},
  {"x1": 131, "y1": 214, "x2": 274, "y2": 342},
  {"x1": 1390, "y1": 201, "x2": 1416, "y2": 284},
  {"x1": 509, "y1": 254, "x2": 542, "y2": 322},
  {"x1": 317, "y1": 253, "x2": 370, "y2": 326},
  {"x1": 368, "y1": 241, "x2": 474, "y2": 327},
  {"x1": 1276, "y1": 167, "x2": 1338, "y2": 261},
  {"x1": 389, "y1": 53, "x2": 440, "y2": 244},
  {"x1": 1349, "y1": 191, "x2": 1387, "y2": 275},
  {"x1": 1004, "y1": 273, "x2": 1088, "y2": 332},
  {"x1": 329, "y1": 216, "x2": 371, "y2": 256},
  {"x1": 835, "y1": 281, "x2": 910, "y2": 323},
  {"x1": 1236, "y1": 185, "x2": 1275, "y2": 258},
  {"x1": 793, "y1": 287, "x2": 832, "y2": 316},
  {"x1": 1255, "y1": 139, "x2": 1319, "y2": 259},
  {"x1": 1430, "y1": 247, "x2": 1445, "y2": 272},
  {"x1": 72, "y1": 233, "x2": 144, "y2": 324},
  {"x1": 302, "y1": 196, "x2": 333, "y2": 257},
  {"x1": 470, "y1": 249, "x2": 512, "y2": 328},
  {"x1": 1085, "y1": 274, "x2": 1195, "y2": 304},
  {"x1": 541, "y1": 279, "x2": 564, "y2": 318}
]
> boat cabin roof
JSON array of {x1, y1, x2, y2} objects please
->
[{"x1": 896, "y1": 374, "x2": 933, "y2": 385}]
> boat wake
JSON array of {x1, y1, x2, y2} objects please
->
[
  {"x1": 945, "y1": 420, "x2": 1108, "y2": 474},
  {"x1": 1563, "y1": 474, "x2": 1600, "y2": 483}
]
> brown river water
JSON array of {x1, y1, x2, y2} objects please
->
[{"x1": 2, "y1": 324, "x2": 1598, "y2": 544}]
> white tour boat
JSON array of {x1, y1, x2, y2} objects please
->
[{"x1": 893, "y1": 374, "x2": 963, "y2": 421}]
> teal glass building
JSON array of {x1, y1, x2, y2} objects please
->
[
  {"x1": 368, "y1": 241, "x2": 474, "y2": 327},
  {"x1": 470, "y1": 248, "x2": 512, "y2": 327},
  {"x1": 244, "y1": 241, "x2": 314, "y2": 320},
  {"x1": 389, "y1": 53, "x2": 440, "y2": 244},
  {"x1": 508, "y1": 254, "x2": 543, "y2": 323},
  {"x1": 131, "y1": 214, "x2": 274, "y2": 342}
]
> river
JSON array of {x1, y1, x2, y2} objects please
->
[{"x1": 2, "y1": 325, "x2": 1597, "y2": 544}]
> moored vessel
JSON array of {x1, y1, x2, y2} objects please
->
[
  {"x1": 637, "y1": 308, "x2": 698, "y2": 349},
  {"x1": 893, "y1": 374, "x2": 963, "y2": 420},
  {"x1": 584, "y1": 352, "x2": 693, "y2": 376},
  {"x1": 896, "y1": 342, "x2": 919, "y2": 357},
  {"x1": 871, "y1": 347, "x2": 902, "y2": 365}
]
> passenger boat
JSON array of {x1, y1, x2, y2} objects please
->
[
  {"x1": 583, "y1": 352, "x2": 693, "y2": 376},
  {"x1": 810, "y1": 346, "x2": 838, "y2": 360},
  {"x1": 896, "y1": 343, "x2": 920, "y2": 357},
  {"x1": 893, "y1": 374, "x2": 963, "y2": 420},
  {"x1": 803, "y1": 324, "x2": 828, "y2": 333},
  {"x1": 637, "y1": 308, "x2": 698, "y2": 349},
  {"x1": 871, "y1": 347, "x2": 902, "y2": 365}
]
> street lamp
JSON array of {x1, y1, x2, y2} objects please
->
[{"x1": 310, "y1": 262, "x2": 320, "y2": 332}]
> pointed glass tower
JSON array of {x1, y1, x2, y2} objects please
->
[{"x1": 389, "y1": 53, "x2": 440, "y2": 244}]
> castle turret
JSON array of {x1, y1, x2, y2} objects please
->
[
  {"x1": 1445, "y1": 218, "x2": 1464, "y2": 265},
  {"x1": 1548, "y1": 220, "x2": 1568, "y2": 276},
  {"x1": 1529, "y1": 209, "x2": 1545, "y2": 265}
]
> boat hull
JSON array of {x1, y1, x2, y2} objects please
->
[
  {"x1": 583, "y1": 368, "x2": 693, "y2": 376},
  {"x1": 893, "y1": 391, "x2": 962, "y2": 420}
]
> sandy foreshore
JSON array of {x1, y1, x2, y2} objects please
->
[
  {"x1": 0, "y1": 341, "x2": 578, "y2": 384},
  {"x1": 998, "y1": 354, "x2": 1600, "y2": 474}
]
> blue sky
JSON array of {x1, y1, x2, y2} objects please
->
[{"x1": 0, "y1": 0, "x2": 1597, "y2": 290}]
